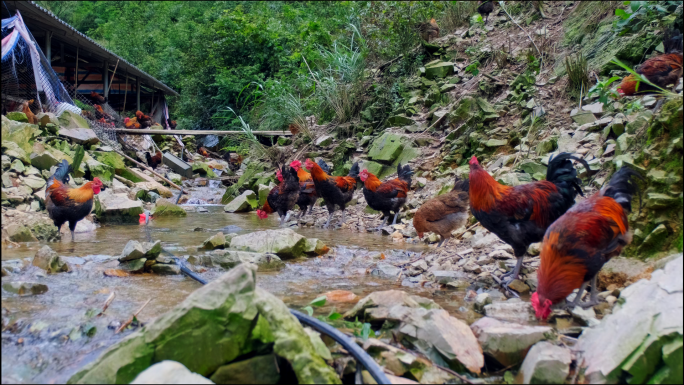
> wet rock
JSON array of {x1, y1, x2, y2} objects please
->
[
  {"x1": 130, "y1": 360, "x2": 213, "y2": 384},
  {"x1": 223, "y1": 190, "x2": 257, "y2": 213},
  {"x1": 119, "y1": 240, "x2": 146, "y2": 261},
  {"x1": 119, "y1": 258, "x2": 146, "y2": 273},
  {"x1": 484, "y1": 298, "x2": 536, "y2": 323},
  {"x1": 210, "y1": 354, "x2": 280, "y2": 384},
  {"x1": 520, "y1": 341, "x2": 572, "y2": 384},
  {"x1": 371, "y1": 262, "x2": 401, "y2": 278},
  {"x1": 151, "y1": 264, "x2": 181, "y2": 275},
  {"x1": 508, "y1": 279, "x2": 530, "y2": 294},
  {"x1": 204, "y1": 250, "x2": 284, "y2": 271},
  {"x1": 471, "y1": 317, "x2": 553, "y2": 367},
  {"x1": 152, "y1": 200, "x2": 187, "y2": 217},
  {"x1": 230, "y1": 229, "x2": 307, "y2": 259},
  {"x1": 200, "y1": 232, "x2": 226, "y2": 250},
  {"x1": 578, "y1": 255, "x2": 683, "y2": 384},
  {"x1": 570, "y1": 306, "x2": 599, "y2": 327},
  {"x1": 344, "y1": 290, "x2": 441, "y2": 320},
  {"x1": 5, "y1": 224, "x2": 38, "y2": 242},
  {"x1": 95, "y1": 189, "x2": 144, "y2": 223},
  {"x1": 68, "y1": 265, "x2": 340, "y2": 384},
  {"x1": 2, "y1": 281, "x2": 48, "y2": 296},
  {"x1": 142, "y1": 240, "x2": 162, "y2": 259},
  {"x1": 303, "y1": 238, "x2": 330, "y2": 256},
  {"x1": 473, "y1": 293, "x2": 492, "y2": 313},
  {"x1": 58, "y1": 128, "x2": 100, "y2": 145},
  {"x1": 32, "y1": 245, "x2": 70, "y2": 273}
]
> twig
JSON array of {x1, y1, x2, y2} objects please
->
[
  {"x1": 483, "y1": 73, "x2": 504, "y2": 84},
  {"x1": 105, "y1": 59, "x2": 120, "y2": 96},
  {"x1": 98, "y1": 292, "x2": 116, "y2": 316},
  {"x1": 115, "y1": 150, "x2": 183, "y2": 191},
  {"x1": 433, "y1": 364, "x2": 474, "y2": 384},
  {"x1": 491, "y1": 274, "x2": 520, "y2": 298},
  {"x1": 377, "y1": 55, "x2": 404, "y2": 71},
  {"x1": 115, "y1": 298, "x2": 151, "y2": 334},
  {"x1": 498, "y1": 1, "x2": 542, "y2": 68}
]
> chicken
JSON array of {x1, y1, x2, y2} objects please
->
[
  {"x1": 414, "y1": 176, "x2": 470, "y2": 247},
  {"x1": 289, "y1": 160, "x2": 318, "y2": 219},
  {"x1": 46, "y1": 160, "x2": 103, "y2": 241},
  {"x1": 478, "y1": 1, "x2": 495, "y2": 25},
  {"x1": 317, "y1": 159, "x2": 332, "y2": 174},
  {"x1": 305, "y1": 158, "x2": 359, "y2": 228},
  {"x1": 136, "y1": 111, "x2": 153, "y2": 128},
  {"x1": 532, "y1": 167, "x2": 642, "y2": 319},
  {"x1": 468, "y1": 153, "x2": 593, "y2": 286},
  {"x1": 145, "y1": 151, "x2": 163, "y2": 170},
  {"x1": 256, "y1": 166, "x2": 300, "y2": 226},
  {"x1": 90, "y1": 91, "x2": 106, "y2": 104},
  {"x1": 199, "y1": 147, "x2": 210, "y2": 157},
  {"x1": 21, "y1": 99, "x2": 37, "y2": 124},
  {"x1": 224, "y1": 152, "x2": 243, "y2": 171},
  {"x1": 359, "y1": 163, "x2": 413, "y2": 228},
  {"x1": 618, "y1": 29, "x2": 683, "y2": 96},
  {"x1": 124, "y1": 117, "x2": 141, "y2": 129},
  {"x1": 417, "y1": 18, "x2": 440, "y2": 42},
  {"x1": 168, "y1": 119, "x2": 177, "y2": 129}
]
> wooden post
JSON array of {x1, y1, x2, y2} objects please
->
[
  {"x1": 59, "y1": 43, "x2": 64, "y2": 64},
  {"x1": 136, "y1": 77, "x2": 141, "y2": 111},
  {"x1": 123, "y1": 71, "x2": 129, "y2": 112},
  {"x1": 74, "y1": 44, "x2": 79, "y2": 97},
  {"x1": 45, "y1": 31, "x2": 52, "y2": 62},
  {"x1": 106, "y1": 58, "x2": 120, "y2": 96},
  {"x1": 103, "y1": 61, "x2": 109, "y2": 99}
]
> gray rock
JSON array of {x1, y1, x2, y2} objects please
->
[
  {"x1": 520, "y1": 341, "x2": 572, "y2": 384},
  {"x1": 303, "y1": 238, "x2": 329, "y2": 256},
  {"x1": 223, "y1": 190, "x2": 257, "y2": 213},
  {"x1": 142, "y1": 240, "x2": 162, "y2": 259},
  {"x1": 58, "y1": 128, "x2": 100, "y2": 145},
  {"x1": 344, "y1": 290, "x2": 441, "y2": 320},
  {"x1": 471, "y1": 230, "x2": 500, "y2": 249},
  {"x1": 315, "y1": 135, "x2": 334, "y2": 147},
  {"x1": 119, "y1": 258, "x2": 146, "y2": 272},
  {"x1": 95, "y1": 189, "x2": 144, "y2": 223},
  {"x1": 2, "y1": 281, "x2": 48, "y2": 295},
  {"x1": 578, "y1": 255, "x2": 683, "y2": 384},
  {"x1": 204, "y1": 250, "x2": 284, "y2": 271},
  {"x1": 645, "y1": 193, "x2": 679, "y2": 209},
  {"x1": 473, "y1": 293, "x2": 492, "y2": 313},
  {"x1": 471, "y1": 317, "x2": 553, "y2": 367},
  {"x1": 570, "y1": 306, "x2": 599, "y2": 327},
  {"x1": 10, "y1": 159, "x2": 25, "y2": 173},
  {"x1": 120, "y1": 240, "x2": 146, "y2": 261},
  {"x1": 200, "y1": 232, "x2": 226, "y2": 250},
  {"x1": 485, "y1": 138, "x2": 508, "y2": 147},
  {"x1": 484, "y1": 299, "x2": 536, "y2": 323},
  {"x1": 131, "y1": 360, "x2": 213, "y2": 384},
  {"x1": 371, "y1": 262, "x2": 401, "y2": 278},
  {"x1": 230, "y1": 229, "x2": 307, "y2": 259},
  {"x1": 151, "y1": 264, "x2": 181, "y2": 275},
  {"x1": 432, "y1": 270, "x2": 469, "y2": 284},
  {"x1": 582, "y1": 102, "x2": 603, "y2": 115},
  {"x1": 32, "y1": 245, "x2": 70, "y2": 273},
  {"x1": 22, "y1": 175, "x2": 46, "y2": 191}
]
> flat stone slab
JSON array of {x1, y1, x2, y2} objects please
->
[{"x1": 58, "y1": 128, "x2": 100, "y2": 145}]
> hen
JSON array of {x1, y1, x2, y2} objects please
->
[
  {"x1": 90, "y1": 91, "x2": 106, "y2": 104},
  {"x1": 414, "y1": 176, "x2": 470, "y2": 247},
  {"x1": 21, "y1": 99, "x2": 37, "y2": 124},
  {"x1": 305, "y1": 158, "x2": 359, "y2": 228},
  {"x1": 124, "y1": 117, "x2": 141, "y2": 129},
  {"x1": 145, "y1": 151, "x2": 163, "y2": 170},
  {"x1": 168, "y1": 120, "x2": 177, "y2": 129},
  {"x1": 478, "y1": 1, "x2": 495, "y2": 24},
  {"x1": 618, "y1": 29, "x2": 683, "y2": 96},
  {"x1": 136, "y1": 111, "x2": 153, "y2": 128},
  {"x1": 469, "y1": 153, "x2": 593, "y2": 285},
  {"x1": 289, "y1": 160, "x2": 318, "y2": 219},
  {"x1": 359, "y1": 163, "x2": 413, "y2": 227},
  {"x1": 532, "y1": 167, "x2": 641, "y2": 319},
  {"x1": 417, "y1": 18, "x2": 440, "y2": 42},
  {"x1": 199, "y1": 147, "x2": 210, "y2": 158},
  {"x1": 256, "y1": 166, "x2": 300, "y2": 226},
  {"x1": 46, "y1": 160, "x2": 103, "y2": 241}
]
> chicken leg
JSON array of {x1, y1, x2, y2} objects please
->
[
  {"x1": 391, "y1": 212, "x2": 400, "y2": 226},
  {"x1": 500, "y1": 255, "x2": 525, "y2": 287},
  {"x1": 68, "y1": 221, "x2": 77, "y2": 242},
  {"x1": 340, "y1": 211, "x2": 347, "y2": 226},
  {"x1": 324, "y1": 212, "x2": 333, "y2": 229},
  {"x1": 568, "y1": 275, "x2": 599, "y2": 309}
]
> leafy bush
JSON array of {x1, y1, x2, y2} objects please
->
[{"x1": 613, "y1": 1, "x2": 681, "y2": 36}]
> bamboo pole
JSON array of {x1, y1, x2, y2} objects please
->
[
  {"x1": 123, "y1": 72, "x2": 128, "y2": 112},
  {"x1": 74, "y1": 44, "x2": 79, "y2": 97},
  {"x1": 106, "y1": 59, "x2": 120, "y2": 96},
  {"x1": 115, "y1": 149, "x2": 183, "y2": 191},
  {"x1": 112, "y1": 129, "x2": 292, "y2": 136}
]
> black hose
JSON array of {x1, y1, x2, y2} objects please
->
[{"x1": 290, "y1": 309, "x2": 391, "y2": 385}]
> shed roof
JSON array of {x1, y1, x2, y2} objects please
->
[{"x1": 2, "y1": 1, "x2": 179, "y2": 96}]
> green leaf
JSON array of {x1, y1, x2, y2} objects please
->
[
  {"x1": 328, "y1": 312, "x2": 342, "y2": 321},
  {"x1": 630, "y1": 1, "x2": 642, "y2": 12},
  {"x1": 360, "y1": 323, "x2": 372, "y2": 341},
  {"x1": 303, "y1": 306, "x2": 314, "y2": 316},
  {"x1": 615, "y1": 8, "x2": 627, "y2": 18},
  {"x1": 604, "y1": 76, "x2": 621, "y2": 87},
  {"x1": 71, "y1": 145, "x2": 85, "y2": 175},
  {"x1": 309, "y1": 296, "x2": 327, "y2": 307},
  {"x1": 83, "y1": 324, "x2": 97, "y2": 338}
]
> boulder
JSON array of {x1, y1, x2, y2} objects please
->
[
  {"x1": 95, "y1": 189, "x2": 144, "y2": 223},
  {"x1": 130, "y1": 361, "x2": 213, "y2": 384},
  {"x1": 68, "y1": 265, "x2": 340, "y2": 384},
  {"x1": 344, "y1": 290, "x2": 441, "y2": 320},
  {"x1": 32, "y1": 245, "x2": 70, "y2": 273},
  {"x1": 199, "y1": 250, "x2": 284, "y2": 271},
  {"x1": 58, "y1": 110, "x2": 90, "y2": 129},
  {"x1": 470, "y1": 317, "x2": 553, "y2": 367},
  {"x1": 2, "y1": 282, "x2": 48, "y2": 296},
  {"x1": 229, "y1": 229, "x2": 307, "y2": 259},
  {"x1": 483, "y1": 298, "x2": 536, "y2": 323},
  {"x1": 368, "y1": 133, "x2": 406, "y2": 162},
  {"x1": 152, "y1": 200, "x2": 187, "y2": 217},
  {"x1": 303, "y1": 238, "x2": 330, "y2": 256},
  {"x1": 58, "y1": 128, "x2": 100, "y2": 145},
  {"x1": 578, "y1": 255, "x2": 683, "y2": 384},
  {"x1": 223, "y1": 190, "x2": 257, "y2": 213},
  {"x1": 520, "y1": 341, "x2": 572, "y2": 384},
  {"x1": 315, "y1": 135, "x2": 334, "y2": 147},
  {"x1": 210, "y1": 354, "x2": 280, "y2": 384},
  {"x1": 424, "y1": 62, "x2": 455, "y2": 79},
  {"x1": 200, "y1": 232, "x2": 226, "y2": 250}
]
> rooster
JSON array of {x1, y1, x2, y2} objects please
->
[
  {"x1": 359, "y1": 163, "x2": 414, "y2": 228},
  {"x1": 21, "y1": 99, "x2": 37, "y2": 125},
  {"x1": 317, "y1": 159, "x2": 332, "y2": 174},
  {"x1": 290, "y1": 160, "x2": 318, "y2": 219},
  {"x1": 145, "y1": 151, "x2": 163, "y2": 170},
  {"x1": 256, "y1": 166, "x2": 300, "y2": 226},
  {"x1": 124, "y1": 117, "x2": 141, "y2": 129},
  {"x1": 414, "y1": 176, "x2": 470, "y2": 247},
  {"x1": 305, "y1": 158, "x2": 359, "y2": 228},
  {"x1": 168, "y1": 119, "x2": 177, "y2": 129},
  {"x1": 199, "y1": 147, "x2": 210, "y2": 158},
  {"x1": 618, "y1": 29, "x2": 683, "y2": 96},
  {"x1": 469, "y1": 153, "x2": 593, "y2": 286},
  {"x1": 90, "y1": 91, "x2": 106, "y2": 104},
  {"x1": 532, "y1": 167, "x2": 642, "y2": 319},
  {"x1": 417, "y1": 18, "x2": 440, "y2": 42},
  {"x1": 478, "y1": 1, "x2": 495, "y2": 24},
  {"x1": 136, "y1": 111, "x2": 153, "y2": 128},
  {"x1": 46, "y1": 160, "x2": 103, "y2": 241}
]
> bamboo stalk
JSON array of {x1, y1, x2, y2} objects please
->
[
  {"x1": 98, "y1": 292, "x2": 116, "y2": 316},
  {"x1": 115, "y1": 298, "x2": 151, "y2": 334},
  {"x1": 123, "y1": 72, "x2": 128, "y2": 112},
  {"x1": 115, "y1": 149, "x2": 183, "y2": 191},
  {"x1": 106, "y1": 59, "x2": 120, "y2": 96},
  {"x1": 74, "y1": 44, "x2": 79, "y2": 97}
]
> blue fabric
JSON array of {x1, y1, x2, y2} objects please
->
[{"x1": 1, "y1": 16, "x2": 17, "y2": 28}]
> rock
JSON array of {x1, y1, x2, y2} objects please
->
[
  {"x1": 229, "y1": 229, "x2": 307, "y2": 259},
  {"x1": 520, "y1": 342, "x2": 572, "y2": 384},
  {"x1": 528, "y1": 242, "x2": 542, "y2": 256},
  {"x1": 257, "y1": 184, "x2": 273, "y2": 206},
  {"x1": 315, "y1": 135, "x2": 334, "y2": 147},
  {"x1": 471, "y1": 230, "x2": 500, "y2": 249},
  {"x1": 615, "y1": 133, "x2": 633, "y2": 155},
  {"x1": 611, "y1": 118, "x2": 625, "y2": 136},
  {"x1": 68, "y1": 265, "x2": 340, "y2": 384},
  {"x1": 645, "y1": 193, "x2": 679, "y2": 210},
  {"x1": 2, "y1": 119, "x2": 40, "y2": 154},
  {"x1": 485, "y1": 138, "x2": 508, "y2": 147},
  {"x1": 508, "y1": 279, "x2": 530, "y2": 294},
  {"x1": 201, "y1": 232, "x2": 226, "y2": 250},
  {"x1": 191, "y1": 162, "x2": 217, "y2": 178},
  {"x1": 1, "y1": 141, "x2": 30, "y2": 164},
  {"x1": 58, "y1": 128, "x2": 100, "y2": 145},
  {"x1": 130, "y1": 361, "x2": 213, "y2": 384},
  {"x1": 119, "y1": 240, "x2": 146, "y2": 261},
  {"x1": 519, "y1": 160, "x2": 546, "y2": 176},
  {"x1": 151, "y1": 264, "x2": 181, "y2": 275},
  {"x1": 368, "y1": 132, "x2": 407, "y2": 162},
  {"x1": 32, "y1": 245, "x2": 70, "y2": 273},
  {"x1": 570, "y1": 306, "x2": 599, "y2": 327},
  {"x1": 2, "y1": 282, "x2": 48, "y2": 296},
  {"x1": 484, "y1": 299, "x2": 536, "y2": 323},
  {"x1": 639, "y1": 224, "x2": 669, "y2": 253},
  {"x1": 303, "y1": 238, "x2": 330, "y2": 256},
  {"x1": 471, "y1": 317, "x2": 554, "y2": 367},
  {"x1": 424, "y1": 62, "x2": 455, "y2": 79},
  {"x1": 473, "y1": 293, "x2": 492, "y2": 313},
  {"x1": 95, "y1": 189, "x2": 144, "y2": 223},
  {"x1": 223, "y1": 190, "x2": 257, "y2": 213},
  {"x1": 30, "y1": 143, "x2": 72, "y2": 171},
  {"x1": 598, "y1": 256, "x2": 652, "y2": 288},
  {"x1": 6, "y1": 224, "x2": 38, "y2": 242},
  {"x1": 202, "y1": 250, "x2": 284, "y2": 271},
  {"x1": 134, "y1": 180, "x2": 172, "y2": 199},
  {"x1": 582, "y1": 102, "x2": 604, "y2": 115},
  {"x1": 119, "y1": 258, "x2": 146, "y2": 273},
  {"x1": 432, "y1": 270, "x2": 469, "y2": 284},
  {"x1": 22, "y1": 175, "x2": 46, "y2": 191},
  {"x1": 152, "y1": 200, "x2": 187, "y2": 217},
  {"x1": 572, "y1": 112, "x2": 597, "y2": 125},
  {"x1": 10, "y1": 159, "x2": 25, "y2": 173},
  {"x1": 344, "y1": 290, "x2": 441, "y2": 320},
  {"x1": 386, "y1": 115, "x2": 416, "y2": 127},
  {"x1": 142, "y1": 240, "x2": 162, "y2": 259},
  {"x1": 210, "y1": 354, "x2": 280, "y2": 384},
  {"x1": 58, "y1": 110, "x2": 90, "y2": 129},
  {"x1": 647, "y1": 169, "x2": 681, "y2": 185},
  {"x1": 371, "y1": 262, "x2": 401, "y2": 278},
  {"x1": 578, "y1": 256, "x2": 683, "y2": 384},
  {"x1": 415, "y1": 177, "x2": 427, "y2": 188},
  {"x1": 167, "y1": 172, "x2": 182, "y2": 185}
]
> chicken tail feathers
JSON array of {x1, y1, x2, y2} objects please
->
[
  {"x1": 51, "y1": 159, "x2": 72, "y2": 184},
  {"x1": 348, "y1": 161, "x2": 360, "y2": 178},
  {"x1": 397, "y1": 163, "x2": 414, "y2": 185},
  {"x1": 663, "y1": 28, "x2": 683, "y2": 54},
  {"x1": 546, "y1": 152, "x2": 594, "y2": 196},
  {"x1": 317, "y1": 159, "x2": 332, "y2": 174},
  {"x1": 452, "y1": 176, "x2": 470, "y2": 192},
  {"x1": 603, "y1": 167, "x2": 644, "y2": 213}
]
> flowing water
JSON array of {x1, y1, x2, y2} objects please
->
[{"x1": 1, "y1": 206, "x2": 478, "y2": 384}]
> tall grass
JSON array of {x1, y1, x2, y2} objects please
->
[
  {"x1": 565, "y1": 53, "x2": 589, "y2": 99},
  {"x1": 258, "y1": 80, "x2": 312, "y2": 137},
  {"x1": 441, "y1": 1, "x2": 479, "y2": 32}
]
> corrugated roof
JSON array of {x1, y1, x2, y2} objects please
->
[{"x1": 3, "y1": 1, "x2": 179, "y2": 96}]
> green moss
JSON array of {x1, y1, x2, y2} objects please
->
[{"x1": 116, "y1": 168, "x2": 145, "y2": 183}]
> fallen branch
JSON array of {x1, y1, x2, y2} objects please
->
[
  {"x1": 483, "y1": 72, "x2": 504, "y2": 84},
  {"x1": 115, "y1": 150, "x2": 183, "y2": 191},
  {"x1": 115, "y1": 298, "x2": 151, "y2": 334},
  {"x1": 98, "y1": 292, "x2": 116, "y2": 316},
  {"x1": 499, "y1": 1, "x2": 542, "y2": 69},
  {"x1": 377, "y1": 54, "x2": 403, "y2": 71}
]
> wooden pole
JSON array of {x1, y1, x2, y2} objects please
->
[
  {"x1": 74, "y1": 44, "x2": 79, "y2": 97},
  {"x1": 115, "y1": 150, "x2": 183, "y2": 191},
  {"x1": 123, "y1": 72, "x2": 128, "y2": 113},
  {"x1": 106, "y1": 58, "x2": 120, "y2": 96},
  {"x1": 112, "y1": 129, "x2": 292, "y2": 136},
  {"x1": 136, "y1": 77, "x2": 141, "y2": 111},
  {"x1": 103, "y1": 61, "x2": 109, "y2": 99}
]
